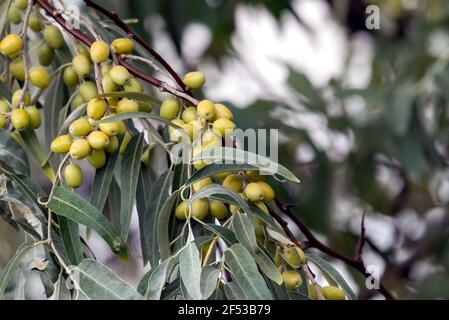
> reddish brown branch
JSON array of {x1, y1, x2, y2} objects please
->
[{"x1": 83, "y1": 0, "x2": 191, "y2": 94}]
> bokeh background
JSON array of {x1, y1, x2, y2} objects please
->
[{"x1": 2, "y1": 0, "x2": 449, "y2": 299}]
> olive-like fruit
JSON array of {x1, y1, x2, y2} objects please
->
[
  {"x1": 160, "y1": 97, "x2": 180, "y2": 120},
  {"x1": 7, "y1": 6, "x2": 22, "y2": 25},
  {"x1": 51, "y1": 135, "x2": 72, "y2": 153},
  {"x1": 76, "y1": 44, "x2": 91, "y2": 62},
  {"x1": 11, "y1": 108, "x2": 30, "y2": 130},
  {"x1": 283, "y1": 246, "x2": 302, "y2": 268},
  {"x1": 282, "y1": 270, "x2": 302, "y2": 290},
  {"x1": 64, "y1": 163, "x2": 83, "y2": 188},
  {"x1": 209, "y1": 200, "x2": 228, "y2": 219},
  {"x1": 87, "y1": 98, "x2": 107, "y2": 120},
  {"x1": 0, "y1": 34, "x2": 22, "y2": 56},
  {"x1": 102, "y1": 73, "x2": 119, "y2": 93},
  {"x1": 87, "y1": 149, "x2": 106, "y2": 168},
  {"x1": 222, "y1": 174, "x2": 243, "y2": 193},
  {"x1": 175, "y1": 199, "x2": 209, "y2": 220},
  {"x1": 201, "y1": 129, "x2": 222, "y2": 148},
  {"x1": 197, "y1": 99, "x2": 215, "y2": 121},
  {"x1": 28, "y1": 11, "x2": 42, "y2": 32},
  {"x1": 70, "y1": 94, "x2": 85, "y2": 111},
  {"x1": 320, "y1": 286, "x2": 345, "y2": 300},
  {"x1": 69, "y1": 118, "x2": 91, "y2": 136},
  {"x1": 11, "y1": 89, "x2": 30, "y2": 107},
  {"x1": 138, "y1": 101, "x2": 152, "y2": 113},
  {"x1": 0, "y1": 100, "x2": 10, "y2": 113},
  {"x1": 0, "y1": 114, "x2": 6, "y2": 128},
  {"x1": 69, "y1": 139, "x2": 91, "y2": 159},
  {"x1": 111, "y1": 38, "x2": 134, "y2": 54},
  {"x1": 14, "y1": 0, "x2": 28, "y2": 10},
  {"x1": 87, "y1": 130, "x2": 109, "y2": 149},
  {"x1": 9, "y1": 58, "x2": 25, "y2": 81},
  {"x1": 98, "y1": 115, "x2": 121, "y2": 137},
  {"x1": 123, "y1": 77, "x2": 142, "y2": 93},
  {"x1": 25, "y1": 106, "x2": 41, "y2": 129},
  {"x1": 72, "y1": 55, "x2": 92, "y2": 78},
  {"x1": 43, "y1": 25, "x2": 64, "y2": 49},
  {"x1": 192, "y1": 177, "x2": 213, "y2": 192},
  {"x1": 181, "y1": 106, "x2": 197, "y2": 123},
  {"x1": 258, "y1": 181, "x2": 275, "y2": 202},
  {"x1": 29, "y1": 66, "x2": 50, "y2": 88},
  {"x1": 255, "y1": 201, "x2": 269, "y2": 214},
  {"x1": 175, "y1": 201, "x2": 188, "y2": 220},
  {"x1": 245, "y1": 170, "x2": 268, "y2": 182},
  {"x1": 213, "y1": 171, "x2": 231, "y2": 181},
  {"x1": 109, "y1": 65, "x2": 130, "y2": 85},
  {"x1": 105, "y1": 135, "x2": 119, "y2": 153},
  {"x1": 183, "y1": 71, "x2": 205, "y2": 89},
  {"x1": 63, "y1": 66, "x2": 78, "y2": 87},
  {"x1": 79, "y1": 81, "x2": 98, "y2": 101},
  {"x1": 116, "y1": 98, "x2": 139, "y2": 113},
  {"x1": 212, "y1": 118, "x2": 235, "y2": 137},
  {"x1": 214, "y1": 103, "x2": 233, "y2": 120},
  {"x1": 90, "y1": 40, "x2": 110, "y2": 64},
  {"x1": 37, "y1": 43, "x2": 55, "y2": 66},
  {"x1": 307, "y1": 284, "x2": 320, "y2": 300},
  {"x1": 168, "y1": 119, "x2": 186, "y2": 143},
  {"x1": 192, "y1": 145, "x2": 207, "y2": 170},
  {"x1": 244, "y1": 182, "x2": 265, "y2": 202}
]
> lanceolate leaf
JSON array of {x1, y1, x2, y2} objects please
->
[
  {"x1": 193, "y1": 147, "x2": 300, "y2": 183},
  {"x1": 254, "y1": 246, "x2": 283, "y2": 285},
  {"x1": 47, "y1": 187, "x2": 127, "y2": 259},
  {"x1": 204, "y1": 224, "x2": 237, "y2": 246},
  {"x1": 90, "y1": 152, "x2": 119, "y2": 212},
  {"x1": 157, "y1": 190, "x2": 180, "y2": 260},
  {"x1": 0, "y1": 129, "x2": 30, "y2": 176},
  {"x1": 143, "y1": 170, "x2": 173, "y2": 267},
  {"x1": 137, "y1": 258, "x2": 175, "y2": 299},
  {"x1": 0, "y1": 242, "x2": 34, "y2": 299},
  {"x1": 305, "y1": 253, "x2": 356, "y2": 300},
  {"x1": 232, "y1": 213, "x2": 258, "y2": 253},
  {"x1": 224, "y1": 243, "x2": 273, "y2": 300},
  {"x1": 74, "y1": 259, "x2": 143, "y2": 300},
  {"x1": 0, "y1": 1, "x2": 11, "y2": 37},
  {"x1": 44, "y1": 70, "x2": 65, "y2": 146},
  {"x1": 119, "y1": 133, "x2": 144, "y2": 240},
  {"x1": 201, "y1": 266, "x2": 220, "y2": 299},
  {"x1": 179, "y1": 242, "x2": 203, "y2": 300},
  {"x1": 136, "y1": 164, "x2": 153, "y2": 265},
  {"x1": 58, "y1": 216, "x2": 84, "y2": 265}
]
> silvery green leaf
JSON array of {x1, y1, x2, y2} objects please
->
[
  {"x1": 232, "y1": 213, "x2": 258, "y2": 253},
  {"x1": 179, "y1": 242, "x2": 203, "y2": 300},
  {"x1": 201, "y1": 266, "x2": 220, "y2": 299}
]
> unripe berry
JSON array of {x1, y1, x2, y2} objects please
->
[
  {"x1": 254, "y1": 217, "x2": 265, "y2": 238},
  {"x1": 209, "y1": 199, "x2": 228, "y2": 219},
  {"x1": 296, "y1": 247, "x2": 306, "y2": 264},
  {"x1": 117, "y1": 98, "x2": 139, "y2": 113},
  {"x1": 201, "y1": 129, "x2": 222, "y2": 148},
  {"x1": 320, "y1": 286, "x2": 345, "y2": 300},
  {"x1": 87, "y1": 130, "x2": 110, "y2": 149},
  {"x1": 0, "y1": 114, "x2": 6, "y2": 128},
  {"x1": 29, "y1": 66, "x2": 50, "y2": 88},
  {"x1": 9, "y1": 58, "x2": 25, "y2": 81},
  {"x1": 51, "y1": 134, "x2": 72, "y2": 153},
  {"x1": 43, "y1": 25, "x2": 64, "y2": 49},
  {"x1": 176, "y1": 199, "x2": 210, "y2": 220},
  {"x1": 90, "y1": 40, "x2": 110, "y2": 64},
  {"x1": 69, "y1": 139, "x2": 91, "y2": 159},
  {"x1": 0, "y1": 100, "x2": 9, "y2": 113},
  {"x1": 0, "y1": 34, "x2": 22, "y2": 56},
  {"x1": 7, "y1": 6, "x2": 22, "y2": 25},
  {"x1": 244, "y1": 182, "x2": 265, "y2": 202},
  {"x1": 123, "y1": 77, "x2": 143, "y2": 93},
  {"x1": 230, "y1": 204, "x2": 241, "y2": 215},
  {"x1": 101, "y1": 61, "x2": 111, "y2": 75},
  {"x1": 79, "y1": 81, "x2": 98, "y2": 101},
  {"x1": 105, "y1": 135, "x2": 119, "y2": 153},
  {"x1": 175, "y1": 201, "x2": 188, "y2": 220},
  {"x1": 72, "y1": 55, "x2": 92, "y2": 78},
  {"x1": 98, "y1": 115, "x2": 121, "y2": 136},
  {"x1": 102, "y1": 73, "x2": 119, "y2": 93},
  {"x1": 183, "y1": 71, "x2": 205, "y2": 89},
  {"x1": 119, "y1": 131, "x2": 132, "y2": 154},
  {"x1": 159, "y1": 97, "x2": 180, "y2": 120},
  {"x1": 255, "y1": 201, "x2": 269, "y2": 214},
  {"x1": 111, "y1": 38, "x2": 134, "y2": 54},
  {"x1": 11, "y1": 108, "x2": 30, "y2": 131},
  {"x1": 181, "y1": 106, "x2": 197, "y2": 123},
  {"x1": 37, "y1": 43, "x2": 55, "y2": 66},
  {"x1": 87, "y1": 98, "x2": 107, "y2": 120},
  {"x1": 109, "y1": 65, "x2": 130, "y2": 85},
  {"x1": 63, "y1": 66, "x2": 78, "y2": 87},
  {"x1": 64, "y1": 163, "x2": 83, "y2": 188},
  {"x1": 76, "y1": 44, "x2": 91, "y2": 62},
  {"x1": 69, "y1": 118, "x2": 91, "y2": 137},
  {"x1": 70, "y1": 94, "x2": 85, "y2": 111},
  {"x1": 282, "y1": 270, "x2": 302, "y2": 290},
  {"x1": 13, "y1": 0, "x2": 28, "y2": 10},
  {"x1": 116, "y1": 119, "x2": 126, "y2": 135},
  {"x1": 197, "y1": 100, "x2": 215, "y2": 121},
  {"x1": 11, "y1": 89, "x2": 30, "y2": 107},
  {"x1": 168, "y1": 119, "x2": 186, "y2": 143},
  {"x1": 25, "y1": 106, "x2": 41, "y2": 129},
  {"x1": 214, "y1": 103, "x2": 233, "y2": 120},
  {"x1": 222, "y1": 174, "x2": 243, "y2": 193},
  {"x1": 28, "y1": 11, "x2": 42, "y2": 32},
  {"x1": 192, "y1": 145, "x2": 208, "y2": 170},
  {"x1": 258, "y1": 181, "x2": 275, "y2": 202},
  {"x1": 193, "y1": 177, "x2": 213, "y2": 192},
  {"x1": 213, "y1": 171, "x2": 231, "y2": 181},
  {"x1": 245, "y1": 170, "x2": 268, "y2": 182},
  {"x1": 283, "y1": 246, "x2": 301, "y2": 268},
  {"x1": 307, "y1": 284, "x2": 320, "y2": 300},
  {"x1": 138, "y1": 101, "x2": 152, "y2": 113},
  {"x1": 87, "y1": 149, "x2": 106, "y2": 168},
  {"x1": 212, "y1": 118, "x2": 235, "y2": 137}
]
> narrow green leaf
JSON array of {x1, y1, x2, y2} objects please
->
[
  {"x1": 57, "y1": 103, "x2": 87, "y2": 135},
  {"x1": 58, "y1": 216, "x2": 84, "y2": 265},
  {"x1": 137, "y1": 258, "x2": 175, "y2": 299},
  {"x1": 224, "y1": 281, "x2": 246, "y2": 300},
  {"x1": 201, "y1": 266, "x2": 220, "y2": 299},
  {"x1": 179, "y1": 242, "x2": 203, "y2": 300},
  {"x1": 204, "y1": 224, "x2": 237, "y2": 246},
  {"x1": 0, "y1": 1, "x2": 11, "y2": 36},
  {"x1": 44, "y1": 71, "x2": 65, "y2": 145},
  {"x1": 233, "y1": 213, "x2": 258, "y2": 253},
  {"x1": 224, "y1": 243, "x2": 273, "y2": 300},
  {"x1": 119, "y1": 133, "x2": 144, "y2": 240},
  {"x1": 74, "y1": 259, "x2": 143, "y2": 300},
  {"x1": 136, "y1": 164, "x2": 153, "y2": 265},
  {"x1": 0, "y1": 129, "x2": 30, "y2": 176},
  {"x1": 157, "y1": 190, "x2": 180, "y2": 260},
  {"x1": 305, "y1": 253, "x2": 356, "y2": 300},
  {"x1": 47, "y1": 187, "x2": 127, "y2": 259},
  {"x1": 254, "y1": 246, "x2": 283, "y2": 285},
  {"x1": 90, "y1": 152, "x2": 118, "y2": 212}
]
